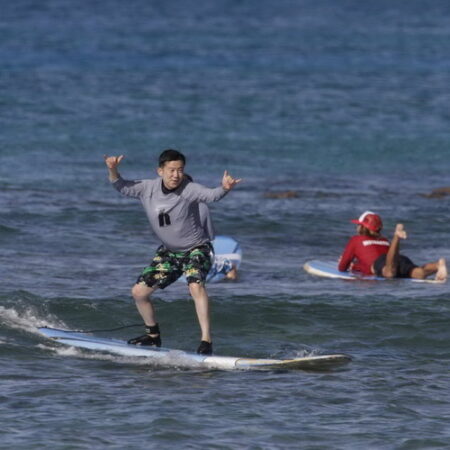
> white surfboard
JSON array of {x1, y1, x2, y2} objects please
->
[
  {"x1": 39, "y1": 327, "x2": 351, "y2": 371},
  {"x1": 178, "y1": 235, "x2": 242, "y2": 283},
  {"x1": 304, "y1": 260, "x2": 445, "y2": 284}
]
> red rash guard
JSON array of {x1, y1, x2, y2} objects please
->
[{"x1": 338, "y1": 235, "x2": 390, "y2": 275}]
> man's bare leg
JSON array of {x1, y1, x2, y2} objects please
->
[
  {"x1": 382, "y1": 224, "x2": 407, "y2": 278},
  {"x1": 410, "y1": 259, "x2": 447, "y2": 280},
  {"x1": 130, "y1": 283, "x2": 161, "y2": 343},
  {"x1": 131, "y1": 282, "x2": 158, "y2": 325},
  {"x1": 188, "y1": 282, "x2": 211, "y2": 343},
  {"x1": 410, "y1": 264, "x2": 435, "y2": 279}
]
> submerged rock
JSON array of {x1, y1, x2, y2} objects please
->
[
  {"x1": 264, "y1": 191, "x2": 299, "y2": 199},
  {"x1": 422, "y1": 187, "x2": 450, "y2": 198}
]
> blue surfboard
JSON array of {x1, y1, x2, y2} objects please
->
[
  {"x1": 208, "y1": 235, "x2": 242, "y2": 282},
  {"x1": 303, "y1": 260, "x2": 444, "y2": 284},
  {"x1": 38, "y1": 327, "x2": 351, "y2": 371}
]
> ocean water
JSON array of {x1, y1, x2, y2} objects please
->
[{"x1": 1, "y1": 0, "x2": 450, "y2": 448}]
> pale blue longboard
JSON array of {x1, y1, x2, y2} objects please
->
[
  {"x1": 303, "y1": 260, "x2": 444, "y2": 284},
  {"x1": 38, "y1": 327, "x2": 351, "y2": 371},
  {"x1": 179, "y1": 235, "x2": 242, "y2": 283},
  {"x1": 208, "y1": 235, "x2": 242, "y2": 282}
]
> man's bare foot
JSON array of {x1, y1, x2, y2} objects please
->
[
  {"x1": 435, "y1": 258, "x2": 447, "y2": 282},
  {"x1": 395, "y1": 223, "x2": 407, "y2": 239}
]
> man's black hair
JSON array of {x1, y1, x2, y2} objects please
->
[{"x1": 158, "y1": 149, "x2": 186, "y2": 168}]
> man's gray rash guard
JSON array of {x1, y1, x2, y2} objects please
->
[
  {"x1": 198, "y1": 203, "x2": 215, "y2": 242},
  {"x1": 112, "y1": 176, "x2": 228, "y2": 252}
]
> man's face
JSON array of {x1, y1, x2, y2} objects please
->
[{"x1": 157, "y1": 160, "x2": 185, "y2": 190}]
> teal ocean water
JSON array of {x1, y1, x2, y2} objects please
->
[{"x1": 1, "y1": 1, "x2": 450, "y2": 448}]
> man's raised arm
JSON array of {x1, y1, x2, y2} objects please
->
[{"x1": 104, "y1": 155, "x2": 124, "y2": 182}]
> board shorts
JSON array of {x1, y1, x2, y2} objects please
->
[
  {"x1": 373, "y1": 254, "x2": 418, "y2": 278},
  {"x1": 136, "y1": 242, "x2": 213, "y2": 289}
]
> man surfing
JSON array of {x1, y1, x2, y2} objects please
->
[{"x1": 104, "y1": 149, "x2": 241, "y2": 354}]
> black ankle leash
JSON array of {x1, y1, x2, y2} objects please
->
[
  {"x1": 72, "y1": 323, "x2": 143, "y2": 333},
  {"x1": 145, "y1": 324, "x2": 160, "y2": 335}
]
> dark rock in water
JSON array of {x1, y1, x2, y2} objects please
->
[
  {"x1": 422, "y1": 187, "x2": 450, "y2": 198},
  {"x1": 264, "y1": 191, "x2": 299, "y2": 199}
]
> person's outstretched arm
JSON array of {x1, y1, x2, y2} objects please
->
[
  {"x1": 185, "y1": 171, "x2": 242, "y2": 203},
  {"x1": 104, "y1": 154, "x2": 124, "y2": 182},
  {"x1": 104, "y1": 154, "x2": 147, "y2": 198}
]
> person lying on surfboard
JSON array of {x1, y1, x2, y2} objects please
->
[
  {"x1": 339, "y1": 211, "x2": 447, "y2": 281},
  {"x1": 198, "y1": 202, "x2": 238, "y2": 281},
  {"x1": 185, "y1": 174, "x2": 238, "y2": 281},
  {"x1": 104, "y1": 149, "x2": 241, "y2": 355},
  {"x1": 373, "y1": 223, "x2": 447, "y2": 281}
]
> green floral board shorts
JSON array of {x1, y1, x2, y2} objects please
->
[{"x1": 136, "y1": 243, "x2": 213, "y2": 289}]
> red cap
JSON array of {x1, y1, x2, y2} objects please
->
[{"x1": 351, "y1": 211, "x2": 383, "y2": 232}]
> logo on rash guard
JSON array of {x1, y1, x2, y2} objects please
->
[
  {"x1": 158, "y1": 212, "x2": 171, "y2": 227},
  {"x1": 362, "y1": 240, "x2": 389, "y2": 247}
]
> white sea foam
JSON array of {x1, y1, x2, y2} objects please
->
[
  {"x1": 0, "y1": 306, "x2": 66, "y2": 335},
  {"x1": 40, "y1": 342, "x2": 205, "y2": 370}
]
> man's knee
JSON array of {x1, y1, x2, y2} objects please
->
[
  {"x1": 410, "y1": 267, "x2": 425, "y2": 279},
  {"x1": 131, "y1": 282, "x2": 153, "y2": 300},
  {"x1": 188, "y1": 281, "x2": 205, "y2": 295},
  {"x1": 382, "y1": 267, "x2": 395, "y2": 278}
]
